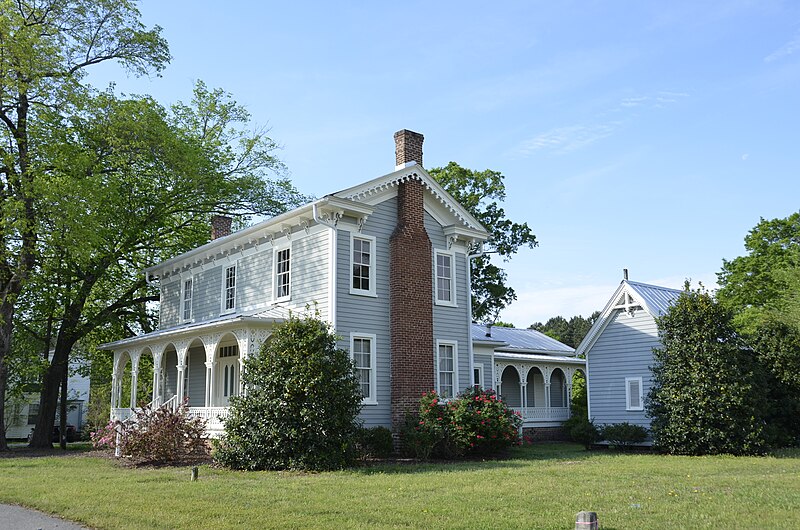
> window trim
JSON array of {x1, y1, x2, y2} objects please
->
[
  {"x1": 350, "y1": 333, "x2": 377, "y2": 405},
  {"x1": 625, "y1": 376, "x2": 644, "y2": 411},
  {"x1": 220, "y1": 264, "x2": 237, "y2": 315},
  {"x1": 273, "y1": 243, "x2": 291, "y2": 302},
  {"x1": 181, "y1": 276, "x2": 194, "y2": 322},
  {"x1": 434, "y1": 249, "x2": 457, "y2": 307},
  {"x1": 436, "y1": 340, "x2": 458, "y2": 399},
  {"x1": 350, "y1": 233, "x2": 377, "y2": 297},
  {"x1": 473, "y1": 362, "x2": 484, "y2": 389}
]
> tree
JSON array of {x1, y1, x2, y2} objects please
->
[
  {"x1": 25, "y1": 85, "x2": 305, "y2": 449},
  {"x1": 646, "y1": 285, "x2": 768, "y2": 455},
  {"x1": 529, "y1": 311, "x2": 600, "y2": 349},
  {"x1": 213, "y1": 315, "x2": 363, "y2": 471},
  {"x1": 428, "y1": 163, "x2": 538, "y2": 323},
  {"x1": 0, "y1": 0, "x2": 169, "y2": 451}
]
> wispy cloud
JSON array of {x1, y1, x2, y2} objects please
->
[
  {"x1": 619, "y1": 91, "x2": 689, "y2": 109},
  {"x1": 516, "y1": 124, "x2": 617, "y2": 156},
  {"x1": 765, "y1": 31, "x2": 800, "y2": 62}
]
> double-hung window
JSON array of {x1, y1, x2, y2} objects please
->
[
  {"x1": 435, "y1": 250, "x2": 456, "y2": 306},
  {"x1": 223, "y1": 265, "x2": 236, "y2": 312},
  {"x1": 350, "y1": 333, "x2": 377, "y2": 404},
  {"x1": 625, "y1": 377, "x2": 644, "y2": 411},
  {"x1": 437, "y1": 341, "x2": 458, "y2": 398},
  {"x1": 351, "y1": 234, "x2": 376, "y2": 296},
  {"x1": 181, "y1": 278, "x2": 193, "y2": 322},
  {"x1": 275, "y1": 246, "x2": 291, "y2": 301}
]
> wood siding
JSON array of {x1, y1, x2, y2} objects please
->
[{"x1": 587, "y1": 310, "x2": 658, "y2": 428}]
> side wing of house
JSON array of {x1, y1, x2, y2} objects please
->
[{"x1": 585, "y1": 309, "x2": 659, "y2": 428}]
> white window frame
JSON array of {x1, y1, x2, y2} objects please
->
[
  {"x1": 181, "y1": 276, "x2": 194, "y2": 322},
  {"x1": 350, "y1": 333, "x2": 377, "y2": 405},
  {"x1": 473, "y1": 362, "x2": 484, "y2": 389},
  {"x1": 434, "y1": 249, "x2": 457, "y2": 307},
  {"x1": 221, "y1": 264, "x2": 237, "y2": 314},
  {"x1": 273, "y1": 243, "x2": 291, "y2": 302},
  {"x1": 625, "y1": 376, "x2": 644, "y2": 411},
  {"x1": 436, "y1": 340, "x2": 458, "y2": 399},
  {"x1": 350, "y1": 233, "x2": 377, "y2": 297}
]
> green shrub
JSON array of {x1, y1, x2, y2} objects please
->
[
  {"x1": 213, "y1": 314, "x2": 363, "y2": 471},
  {"x1": 600, "y1": 422, "x2": 648, "y2": 448},
  {"x1": 563, "y1": 415, "x2": 600, "y2": 449},
  {"x1": 401, "y1": 388, "x2": 521, "y2": 460},
  {"x1": 355, "y1": 426, "x2": 394, "y2": 459}
]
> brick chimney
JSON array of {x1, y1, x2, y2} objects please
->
[
  {"x1": 211, "y1": 215, "x2": 233, "y2": 240},
  {"x1": 394, "y1": 129, "x2": 424, "y2": 169},
  {"x1": 390, "y1": 130, "x2": 434, "y2": 438}
]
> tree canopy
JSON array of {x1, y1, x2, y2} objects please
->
[
  {"x1": 529, "y1": 312, "x2": 600, "y2": 349},
  {"x1": 428, "y1": 162, "x2": 538, "y2": 323}
]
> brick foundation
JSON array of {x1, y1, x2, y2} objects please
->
[{"x1": 522, "y1": 426, "x2": 569, "y2": 442}]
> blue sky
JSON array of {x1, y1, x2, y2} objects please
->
[{"x1": 91, "y1": 1, "x2": 800, "y2": 326}]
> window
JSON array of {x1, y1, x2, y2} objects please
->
[
  {"x1": 625, "y1": 377, "x2": 643, "y2": 411},
  {"x1": 182, "y1": 278, "x2": 193, "y2": 321},
  {"x1": 473, "y1": 363, "x2": 484, "y2": 389},
  {"x1": 275, "y1": 247, "x2": 291, "y2": 300},
  {"x1": 435, "y1": 251, "x2": 456, "y2": 306},
  {"x1": 350, "y1": 333, "x2": 377, "y2": 404},
  {"x1": 437, "y1": 341, "x2": 458, "y2": 398},
  {"x1": 223, "y1": 265, "x2": 236, "y2": 312},
  {"x1": 219, "y1": 345, "x2": 239, "y2": 399},
  {"x1": 350, "y1": 235, "x2": 376, "y2": 296},
  {"x1": 27, "y1": 403, "x2": 39, "y2": 425}
]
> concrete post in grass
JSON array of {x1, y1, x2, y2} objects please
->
[
  {"x1": 191, "y1": 467, "x2": 199, "y2": 481},
  {"x1": 575, "y1": 511, "x2": 598, "y2": 530}
]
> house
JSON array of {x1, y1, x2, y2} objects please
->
[
  {"x1": 4, "y1": 355, "x2": 90, "y2": 440},
  {"x1": 102, "y1": 130, "x2": 583, "y2": 436},
  {"x1": 575, "y1": 277, "x2": 682, "y2": 433}
]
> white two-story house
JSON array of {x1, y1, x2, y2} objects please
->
[{"x1": 103, "y1": 130, "x2": 583, "y2": 436}]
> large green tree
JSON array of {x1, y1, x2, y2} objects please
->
[
  {"x1": 529, "y1": 311, "x2": 601, "y2": 349},
  {"x1": 24, "y1": 85, "x2": 305, "y2": 448},
  {"x1": 647, "y1": 286, "x2": 768, "y2": 455},
  {"x1": 428, "y1": 162, "x2": 538, "y2": 323},
  {"x1": 0, "y1": 0, "x2": 169, "y2": 450}
]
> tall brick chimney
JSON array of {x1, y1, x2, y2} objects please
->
[
  {"x1": 390, "y1": 130, "x2": 434, "y2": 438},
  {"x1": 394, "y1": 129, "x2": 424, "y2": 169},
  {"x1": 211, "y1": 215, "x2": 233, "y2": 240}
]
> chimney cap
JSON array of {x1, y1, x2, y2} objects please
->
[
  {"x1": 394, "y1": 129, "x2": 424, "y2": 169},
  {"x1": 623, "y1": 268, "x2": 629, "y2": 281}
]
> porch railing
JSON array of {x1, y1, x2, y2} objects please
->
[
  {"x1": 187, "y1": 406, "x2": 230, "y2": 431},
  {"x1": 515, "y1": 406, "x2": 570, "y2": 421}
]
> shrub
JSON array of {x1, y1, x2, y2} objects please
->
[
  {"x1": 355, "y1": 426, "x2": 394, "y2": 459},
  {"x1": 213, "y1": 314, "x2": 362, "y2": 471},
  {"x1": 600, "y1": 422, "x2": 648, "y2": 448},
  {"x1": 563, "y1": 415, "x2": 600, "y2": 449},
  {"x1": 402, "y1": 388, "x2": 521, "y2": 459},
  {"x1": 92, "y1": 402, "x2": 208, "y2": 463}
]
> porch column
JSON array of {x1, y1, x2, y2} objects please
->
[
  {"x1": 176, "y1": 362, "x2": 186, "y2": 403},
  {"x1": 175, "y1": 340, "x2": 189, "y2": 405},
  {"x1": 566, "y1": 380, "x2": 573, "y2": 415},
  {"x1": 520, "y1": 382, "x2": 527, "y2": 410},
  {"x1": 544, "y1": 383, "x2": 552, "y2": 419},
  {"x1": 238, "y1": 357, "x2": 247, "y2": 396},
  {"x1": 205, "y1": 361, "x2": 217, "y2": 407},
  {"x1": 151, "y1": 344, "x2": 166, "y2": 407},
  {"x1": 129, "y1": 354, "x2": 140, "y2": 408},
  {"x1": 110, "y1": 368, "x2": 119, "y2": 410}
]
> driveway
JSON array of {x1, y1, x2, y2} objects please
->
[{"x1": 0, "y1": 504, "x2": 87, "y2": 529}]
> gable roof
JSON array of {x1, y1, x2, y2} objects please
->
[
  {"x1": 471, "y1": 323, "x2": 575, "y2": 355},
  {"x1": 574, "y1": 280, "x2": 683, "y2": 357}
]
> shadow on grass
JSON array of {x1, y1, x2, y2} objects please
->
[
  {"x1": 0, "y1": 442, "x2": 93, "y2": 459},
  {"x1": 350, "y1": 442, "x2": 597, "y2": 475}
]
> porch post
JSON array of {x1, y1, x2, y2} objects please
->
[
  {"x1": 176, "y1": 363, "x2": 186, "y2": 403},
  {"x1": 566, "y1": 379, "x2": 573, "y2": 416},
  {"x1": 520, "y1": 382, "x2": 527, "y2": 410},
  {"x1": 151, "y1": 344, "x2": 166, "y2": 407},
  {"x1": 110, "y1": 368, "x2": 119, "y2": 410},
  {"x1": 545, "y1": 383, "x2": 552, "y2": 419},
  {"x1": 205, "y1": 361, "x2": 217, "y2": 407},
  {"x1": 129, "y1": 353, "x2": 140, "y2": 408},
  {"x1": 238, "y1": 357, "x2": 246, "y2": 396},
  {"x1": 175, "y1": 340, "x2": 189, "y2": 405}
]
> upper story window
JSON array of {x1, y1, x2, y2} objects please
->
[
  {"x1": 223, "y1": 265, "x2": 236, "y2": 312},
  {"x1": 351, "y1": 333, "x2": 377, "y2": 404},
  {"x1": 435, "y1": 250, "x2": 456, "y2": 306},
  {"x1": 625, "y1": 377, "x2": 644, "y2": 411},
  {"x1": 181, "y1": 278, "x2": 193, "y2": 322},
  {"x1": 351, "y1": 234, "x2": 376, "y2": 296},
  {"x1": 437, "y1": 341, "x2": 457, "y2": 399},
  {"x1": 275, "y1": 246, "x2": 291, "y2": 301}
]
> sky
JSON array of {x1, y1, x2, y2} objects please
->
[{"x1": 89, "y1": 1, "x2": 800, "y2": 327}]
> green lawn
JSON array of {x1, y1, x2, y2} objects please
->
[{"x1": 2, "y1": 444, "x2": 799, "y2": 529}]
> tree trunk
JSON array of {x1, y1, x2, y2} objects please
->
[
  {"x1": 0, "y1": 302, "x2": 13, "y2": 451},
  {"x1": 29, "y1": 339, "x2": 75, "y2": 448},
  {"x1": 60, "y1": 365, "x2": 68, "y2": 449}
]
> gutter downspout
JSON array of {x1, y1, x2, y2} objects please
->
[
  {"x1": 467, "y1": 242, "x2": 484, "y2": 388},
  {"x1": 313, "y1": 201, "x2": 338, "y2": 329}
]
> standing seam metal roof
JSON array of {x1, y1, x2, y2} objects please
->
[
  {"x1": 471, "y1": 324, "x2": 574, "y2": 354},
  {"x1": 625, "y1": 281, "x2": 683, "y2": 317}
]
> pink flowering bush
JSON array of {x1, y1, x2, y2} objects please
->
[
  {"x1": 91, "y1": 420, "x2": 120, "y2": 450},
  {"x1": 402, "y1": 388, "x2": 521, "y2": 459}
]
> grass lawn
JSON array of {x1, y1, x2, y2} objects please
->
[{"x1": 1, "y1": 443, "x2": 799, "y2": 529}]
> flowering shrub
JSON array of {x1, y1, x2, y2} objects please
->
[
  {"x1": 402, "y1": 388, "x2": 521, "y2": 459},
  {"x1": 91, "y1": 420, "x2": 120, "y2": 450}
]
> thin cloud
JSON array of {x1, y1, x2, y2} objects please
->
[
  {"x1": 765, "y1": 32, "x2": 800, "y2": 62},
  {"x1": 619, "y1": 91, "x2": 689, "y2": 109},
  {"x1": 516, "y1": 124, "x2": 617, "y2": 156}
]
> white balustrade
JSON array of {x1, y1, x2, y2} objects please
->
[{"x1": 514, "y1": 406, "x2": 571, "y2": 422}]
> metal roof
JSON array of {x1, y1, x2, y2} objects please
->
[
  {"x1": 625, "y1": 281, "x2": 683, "y2": 317},
  {"x1": 471, "y1": 324, "x2": 575, "y2": 355}
]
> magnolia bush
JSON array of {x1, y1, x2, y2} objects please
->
[{"x1": 402, "y1": 387, "x2": 521, "y2": 459}]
